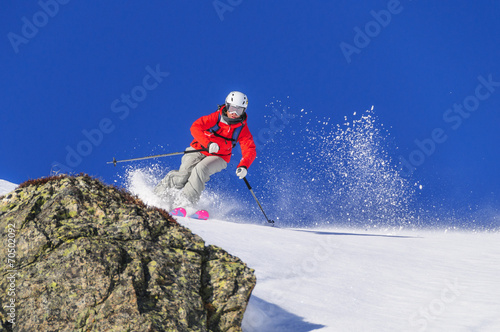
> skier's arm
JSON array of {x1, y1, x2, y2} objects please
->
[
  {"x1": 237, "y1": 125, "x2": 256, "y2": 169},
  {"x1": 190, "y1": 112, "x2": 219, "y2": 149}
]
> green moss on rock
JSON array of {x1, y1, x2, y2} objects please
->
[{"x1": 0, "y1": 174, "x2": 255, "y2": 331}]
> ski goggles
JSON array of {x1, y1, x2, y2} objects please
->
[{"x1": 227, "y1": 104, "x2": 246, "y2": 116}]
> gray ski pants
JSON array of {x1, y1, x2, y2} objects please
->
[{"x1": 154, "y1": 147, "x2": 227, "y2": 204}]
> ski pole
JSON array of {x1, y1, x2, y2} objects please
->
[
  {"x1": 107, "y1": 149, "x2": 206, "y2": 166},
  {"x1": 243, "y1": 177, "x2": 275, "y2": 225}
]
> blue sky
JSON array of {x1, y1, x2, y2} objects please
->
[{"x1": 1, "y1": 1, "x2": 499, "y2": 226}]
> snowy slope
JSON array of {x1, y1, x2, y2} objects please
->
[
  {"x1": 176, "y1": 218, "x2": 500, "y2": 332},
  {"x1": 123, "y1": 169, "x2": 500, "y2": 331},
  {"x1": 2, "y1": 172, "x2": 498, "y2": 331},
  {"x1": 0, "y1": 179, "x2": 17, "y2": 195}
]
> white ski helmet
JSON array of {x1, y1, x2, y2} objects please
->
[{"x1": 225, "y1": 91, "x2": 248, "y2": 111}]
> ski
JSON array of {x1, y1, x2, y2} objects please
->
[
  {"x1": 170, "y1": 208, "x2": 209, "y2": 220},
  {"x1": 171, "y1": 207, "x2": 187, "y2": 217},
  {"x1": 189, "y1": 210, "x2": 209, "y2": 220}
]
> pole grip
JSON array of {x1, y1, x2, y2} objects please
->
[{"x1": 243, "y1": 177, "x2": 252, "y2": 190}]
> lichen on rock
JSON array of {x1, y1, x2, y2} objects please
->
[{"x1": 0, "y1": 174, "x2": 255, "y2": 331}]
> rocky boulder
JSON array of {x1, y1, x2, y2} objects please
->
[{"x1": 0, "y1": 174, "x2": 255, "y2": 331}]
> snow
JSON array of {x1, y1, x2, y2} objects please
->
[
  {"x1": 176, "y1": 218, "x2": 500, "y2": 332},
  {"x1": 0, "y1": 179, "x2": 17, "y2": 195},
  {"x1": 122, "y1": 169, "x2": 500, "y2": 331},
  {"x1": 1, "y1": 167, "x2": 499, "y2": 331}
]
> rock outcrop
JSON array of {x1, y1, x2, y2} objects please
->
[{"x1": 0, "y1": 174, "x2": 255, "y2": 331}]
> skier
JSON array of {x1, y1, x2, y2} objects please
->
[{"x1": 154, "y1": 91, "x2": 257, "y2": 208}]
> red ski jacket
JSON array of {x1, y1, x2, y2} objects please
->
[{"x1": 190, "y1": 106, "x2": 257, "y2": 169}]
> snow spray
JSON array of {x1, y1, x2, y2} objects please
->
[{"x1": 258, "y1": 104, "x2": 416, "y2": 229}]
